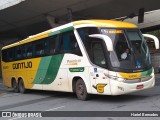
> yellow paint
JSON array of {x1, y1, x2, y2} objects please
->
[
  {"x1": 118, "y1": 72, "x2": 141, "y2": 79},
  {"x1": 2, "y1": 58, "x2": 41, "y2": 89},
  {"x1": 73, "y1": 20, "x2": 137, "y2": 28},
  {"x1": 65, "y1": 63, "x2": 78, "y2": 65},
  {"x1": 96, "y1": 84, "x2": 107, "y2": 93}
]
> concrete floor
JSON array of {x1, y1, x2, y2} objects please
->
[{"x1": 0, "y1": 75, "x2": 160, "y2": 120}]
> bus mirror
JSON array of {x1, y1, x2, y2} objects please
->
[
  {"x1": 89, "y1": 34, "x2": 113, "y2": 51},
  {"x1": 143, "y1": 34, "x2": 159, "y2": 49}
]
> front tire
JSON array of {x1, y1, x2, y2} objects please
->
[
  {"x1": 75, "y1": 79, "x2": 90, "y2": 100},
  {"x1": 18, "y1": 79, "x2": 27, "y2": 94}
]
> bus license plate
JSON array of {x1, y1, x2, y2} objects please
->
[{"x1": 136, "y1": 84, "x2": 144, "y2": 89}]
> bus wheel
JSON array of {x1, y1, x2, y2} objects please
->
[
  {"x1": 76, "y1": 79, "x2": 90, "y2": 100},
  {"x1": 12, "y1": 80, "x2": 19, "y2": 93},
  {"x1": 18, "y1": 79, "x2": 27, "y2": 94}
]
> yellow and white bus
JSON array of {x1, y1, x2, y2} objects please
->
[{"x1": 1, "y1": 20, "x2": 159, "y2": 100}]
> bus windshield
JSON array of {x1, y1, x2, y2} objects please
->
[{"x1": 101, "y1": 29, "x2": 151, "y2": 70}]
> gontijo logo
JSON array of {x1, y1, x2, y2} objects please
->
[
  {"x1": 66, "y1": 59, "x2": 81, "y2": 65},
  {"x1": 93, "y1": 84, "x2": 107, "y2": 93},
  {"x1": 12, "y1": 61, "x2": 32, "y2": 69}
]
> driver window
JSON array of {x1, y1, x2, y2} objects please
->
[{"x1": 92, "y1": 41, "x2": 106, "y2": 68}]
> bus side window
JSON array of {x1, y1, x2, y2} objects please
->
[
  {"x1": 49, "y1": 35, "x2": 57, "y2": 54},
  {"x1": 35, "y1": 40, "x2": 44, "y2": 57},
  {"x1": 59, "y1": 31, "x2": 82, "y2": 56},
  {"x1": 55, "y1": 34, "x2": 64, "y2": 53},
  {"x1": 62, "y1": 33, "x2": 70, "y2": 52},
  {"x1": 70, "y1": 33, "x2": 82, "y2": 56},
  {"x1": 8, "y1": 48, "x2": 15, "y2": 61},
  {"x1": 57, "y1": 33, "x2": 67, "y2": 53},
  {"x1": 16, "y1": 46, "x2": 22, "y2": 60},
  {"x1": 26, "y1": 44, "x2": 33, "y2": 58},
  {"x1": 77, "y1": 27, "x2": 99, "y2": 57},
  {"x1": 2, "y1": 50, "x2": 7, "y2": 62},
  {"x1": 22, "y1": 45, "x2": 26, "y2": 58},
  {"x1": 44, "y1": 38, "x2": 49, "y2": 56}
]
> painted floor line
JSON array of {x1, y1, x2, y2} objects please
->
[
  {"x1": 8, "y1": 117, "x2": 21, "y2": 120},
  {"x1": 45, "y1": 105, "x2": 65, "y2": 111}
]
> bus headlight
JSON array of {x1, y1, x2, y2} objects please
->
[
  {"x1": 108, "y1": 76, "x2": 125, "y2": 82},
  {"x1": 117, "y1": 77, "x2": 125, "y2": 82},
  {"x1": 104, "y1": 73, "x2": 125, "y2": 82}
]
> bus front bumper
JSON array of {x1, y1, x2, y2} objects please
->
[{"x1": 109, "y1": 75, "x2": 155, "y2": 95}]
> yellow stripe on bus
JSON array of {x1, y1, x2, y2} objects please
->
[
  {"x1": 118, "y1": 72, "x2": 141, "y2": 79},
  {"x1": 73, "y1": 20, "x2": 137, "y2": 28}
]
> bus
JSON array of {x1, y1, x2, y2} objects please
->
[{"x1": 1, "y1": 20, "x2": 159, "y2": 100}]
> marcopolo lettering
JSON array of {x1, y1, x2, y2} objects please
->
[{"x1": 12, "y1": 61, "x2": 32, "y2": 69}]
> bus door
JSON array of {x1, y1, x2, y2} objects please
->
[{"x1": 89, "y1": 40, "x2": 111, "y2": 94}]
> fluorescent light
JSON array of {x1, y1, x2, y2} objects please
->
[{"x1": 0, "y1": 0, "x2": 25, "y2": 10}]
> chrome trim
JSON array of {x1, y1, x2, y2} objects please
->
[{"x1": 124, "y1": 76, "x2": 152, "y2": 83}]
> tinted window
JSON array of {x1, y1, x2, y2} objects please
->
[
  {"x1": 77, "y1": 27, "x2": 99, "y2": 57},
  {"x1": 26, "y1": 44, "x2": 33, "y2": 58},
  {"x1": 58, "y1": 31, "x2": 82, "y2": 56},
  {"x1": 2, "y1": 30, "x2": 82, "y2": 61},
  {"x1": 35, "y1": 41, "x2": 44, "y2": 57},
  {"x1": 8, "y1": 48, "x2": 15, "y2": 61},
  {"x1": 92, "y1": 41, "x2": 106, "y2": 68},
  {"x1": 21, "y1": 45, "x2": 26, "y2": 58},
  {"x1": 16, "y1": 46, "x2": 22, "y2": 60},
  {"x1": 2, "y1": 50, "x2": 7, "y2": 62},
  {"x1": 48, "y1": 35, "x2": 59, "y2": 54}
]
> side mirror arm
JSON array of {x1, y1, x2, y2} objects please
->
[{"x1": 143, "y1": 34, "x2": 159, "y2": 49}]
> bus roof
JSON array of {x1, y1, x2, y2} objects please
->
[
  {"x1": 2, "y1": 20, "x2": 137, "y2": 50},
  {"x1": 73, "y1": 20, "x2": 137, "y2": 28}
]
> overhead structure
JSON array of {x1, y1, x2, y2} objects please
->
[
  {"x1": 0, "y1": 0, "x2": 24, "y2": 10},
  {"x1": 124, "y1": 9, "x2": 160, "y2": 30},
  {"x1": 0, "y1": 0, "x2": 160, "y2": 41}
]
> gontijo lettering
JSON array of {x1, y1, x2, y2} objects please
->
[{"x1": 12, "y1": 61, "x2": 32, "y2": 69}]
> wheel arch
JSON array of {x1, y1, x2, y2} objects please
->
[
  {"x1": 18, "y1": 77, "x2": 23, "y2": 84},
  {"x1": 72, "y1": 75, "x2": 91, "y2": 93},
  {"x1": 11, "y1": 77, "x2": 16, "y2": 87}
]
